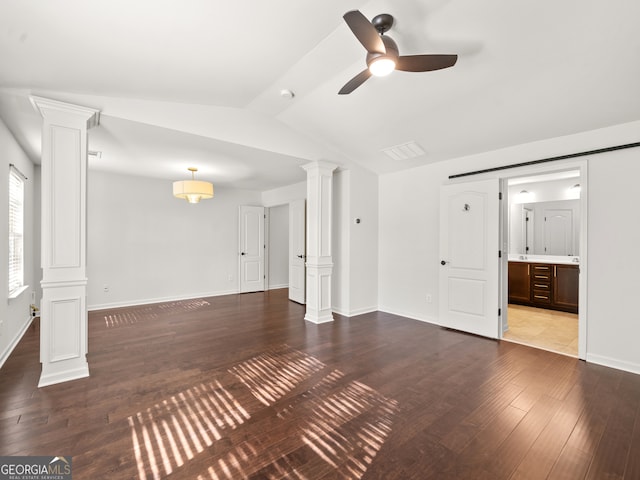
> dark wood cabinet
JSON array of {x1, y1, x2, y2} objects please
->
[
  {"x1": 508, "y1": 261, "x2": 578, "y2": 314},
  {"x1": 508, "y1": 262, "x2": 531, "y2": 304},
  {"x1": 553, "y1": 264, "x2": 579, "y2": 313}
]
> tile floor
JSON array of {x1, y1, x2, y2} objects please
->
[{"x1": 503, "y1": 304, "x2": 579, "y2": 356}]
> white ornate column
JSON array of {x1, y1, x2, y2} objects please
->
[
  {"x1": 301, "y1": 161, "x2": 337, "y2": 323},
  {"x1": 30, "y1": 96, "x2": 100, "y2": 387}
]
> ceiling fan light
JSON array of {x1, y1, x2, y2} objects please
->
[{"x1": 369, "y1": 57, "x2": 395, "y2": 76}]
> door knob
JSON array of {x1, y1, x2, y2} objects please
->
[
  {"x1": 297, "y1": 254, "x2": 305, "y2": 259},
  {"x1": 441, "y1": 260, "x2": 448, "y2": 265},
  {"x1": 241, "y1": 252, "x2": 246, "y2": 256}
]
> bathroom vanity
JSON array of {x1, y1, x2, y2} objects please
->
[{"x1": 508, "y1": 256, "x2": 579, "y2": 314}]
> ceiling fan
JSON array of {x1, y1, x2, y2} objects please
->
[{"x1": 339, "y1": 10, "x2": 458, "y2": 95}]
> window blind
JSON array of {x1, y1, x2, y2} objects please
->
[{"x1": 8, "y1": 167, "x2": 24, "y2": 296}]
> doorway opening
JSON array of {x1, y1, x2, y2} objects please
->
[
  {"x1": 501, "y1": 168, "x2": 583, "y2": 357},
  {"x1": 246, "y1": 200, "x2": 306, "y2": 304}
]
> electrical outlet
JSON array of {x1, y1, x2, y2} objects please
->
[
  {"x1": 426, "y1": 294, "x2": 432, "y2": 303},
  {"x1": 227, "y1": 274, "x2": 233, "y2": 282}
]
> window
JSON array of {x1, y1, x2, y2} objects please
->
[{"x1": 8, "y1": 166, "x2": 25, "y2": 297}]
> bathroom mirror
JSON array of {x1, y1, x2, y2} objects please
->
[{"x1": 509, "y1": 200, "x2": 580, "y2": 256}]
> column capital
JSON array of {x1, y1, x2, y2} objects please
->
[
  {"x1": 30, "y1": 95, "x2": 100, "y2": 129},
  {"x1": 301, "y1": 161, "x2": 338, "y2": 175}
]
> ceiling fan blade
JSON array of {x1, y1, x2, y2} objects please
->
[
  {"x1": 343, "y1": 10, "x2": 385, "y2": 54},
  {"x1": 338, "y1": 69, "x2": 372, "y2": 95},
  {"x1": 396, "y1": 54, "x2": 458, "y2": 72}
]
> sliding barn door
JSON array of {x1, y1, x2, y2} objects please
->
[{"x1": 439, "y1": 179, "x2": 500, "y2": 338}]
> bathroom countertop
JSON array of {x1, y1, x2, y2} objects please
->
[{"x1": 508, "y1": 254, "x2": 580, "y2": 265}]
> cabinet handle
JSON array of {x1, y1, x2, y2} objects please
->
[
  {"x1": 534, "y1": 284, "x2": 548, "y2": 288},
  {"x1": 554, "y1": 265, "x2": 557, "y2": 277},
  {"x1": 534, "y1": 295, "x2": 549, "y2": 300},
  {"x1": 527, "y1": 264, "x2": 530, "y2": 276}
]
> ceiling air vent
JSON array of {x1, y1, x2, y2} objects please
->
[{"x1": 381, "y1": 141, "x2": 425, "y2": 161}]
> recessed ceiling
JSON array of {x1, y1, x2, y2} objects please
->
[{"x1": 0, "y1": 0, "x2": 638, "y2": 190}]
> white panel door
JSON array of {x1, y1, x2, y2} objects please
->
[
  {"x1": 239, "y1": 206, "x2": 265, "y2": 293},
  {"x1": 544, "y1": 209, "x2": 573, "y2": 255},
  {"x1": 289, "y1": 199, "x2": 306, "y2": 304},
  {"x1": 439, "y1": 179, "x2": 500, "y2": 338}
]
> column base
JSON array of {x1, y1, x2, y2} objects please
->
[
  {"x1": 305, "y1": 260, "x2": 334, "y2": 324},
  {"x1": 40, "y1": 281, "x2": 89, "y2": 388},
  {"x1": 304, "y1": 311, "x2": 334, "y2": 324},
  {"x1": 39, "y1": 362, "x2": 89, "y2": 388}
]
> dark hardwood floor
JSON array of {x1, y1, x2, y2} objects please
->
[{"x1": 1, "y1": 288, "x2": 639, "y2": 479}]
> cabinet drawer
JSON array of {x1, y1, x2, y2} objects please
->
[
  {"x1": 532, "y1": 291, "x2": 551, "y2": 304},
  {"x1": 532, "y1": 282, "x2": 550, "y2": 290},
  {"x1": 532, "y1": 265, "x2": 551, "y2": 271}
]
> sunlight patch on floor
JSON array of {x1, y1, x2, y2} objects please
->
[
  {"x1": 128, "y1": 380, "x2": 249, "y2": 479},
  {"x1": 229, "y1": 345, "x2": 325, "y2": 406},
  {"x1": 129, "y1": 346, "x2": 398, "y2": 479}
]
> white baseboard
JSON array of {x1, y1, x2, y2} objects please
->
[
  {"x1": 586, "y1": 353, "x2": 640, "y2": 376},
  {"x1": 0, "y1": 315, "x2": 34, "y2": 370},
  {"x1": 267, "y1": 283, "x2": 288, "y2": 290},
  {"x1": 377, "y1": 306, "x2": 440, "y2": 327},
  {"x1": 332, "y1": 305, "x2": 379, "y2": 318},
  {"x1": 88, "y1": 289, "x2": 239, "y2": 311}
]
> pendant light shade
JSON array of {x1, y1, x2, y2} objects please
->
[{"x1": 173, "y1": 167, "x2": 214, "y2": 204}]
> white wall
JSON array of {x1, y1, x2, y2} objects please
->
[
  {"x1": 0, "y1": 118, "x2": 36, "y2": 367},
  {"x1": 331, "y1": 166, "x2": 379, "y2": 317},
  {"x1": 32, "y1": 167, "x2": 42, "y2": 310},
  {"x1": 87, "y1": 170, "x2": 261, "y2": 309},
  {"x1": 379, "y1": 120, "x2": 640, "y2": 374},
  {"x1": 587, "y1": 151, "x2": 640, "y2": 373},
  {"x1": 332, "y1": 170, "x2": 350, "y2": 315},
  {"x1": 262, "y1": 181, "x2": 305, "y2": 207},
  {"x1": 267, "y1": 204, "x2": 288, "y2": 289},
  {"x1": 348, "y1": 165, "x2": 379, "y2": 315}
]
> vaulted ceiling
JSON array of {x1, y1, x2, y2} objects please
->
[{"x1": 1, "y1": 0, "x2": 639, "y2": 190}]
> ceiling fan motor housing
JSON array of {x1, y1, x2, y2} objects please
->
[
  {"x1": 366, "y1": 35, "x2": 399, "y2": 67},
  {"x1": 371, "y1": 13, "x2": 394, "y2": 33}
]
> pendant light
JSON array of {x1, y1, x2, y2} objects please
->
[{"x1": 173, "y1": 167, "x2": 214, "y2": 204}]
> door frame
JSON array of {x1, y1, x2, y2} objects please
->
[
  {"x1": 497, "y1": 159, "x2": 588, "y2": 359},
  {"x1": 262, "y1": 200, "x2": 307, "y2": 299}
]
